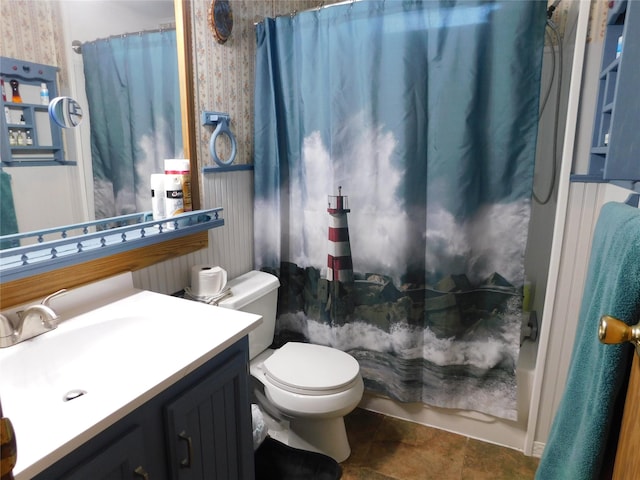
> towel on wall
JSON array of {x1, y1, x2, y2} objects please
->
[
  {"x1": 536, "y1": 201, "x2": 640, "y2": 479},
  {"x1": 0, "y1": 170, "x2": 19, "y2": 249}
]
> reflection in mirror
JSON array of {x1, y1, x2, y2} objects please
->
[
  {"x1": 0, "y1": 0, "x2": 201, "y2": 309},
  {"x1": 0, "y1": 0, "x2": 182, "y2": 243},
  {"x1": 48, "y1": 97, "x2": 83, "y2": 128}
]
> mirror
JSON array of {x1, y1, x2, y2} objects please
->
[
  {"x1": 0, "y1": 0, "x2": 200, "y2": 308},
  {"x1": 48, "y1": 96, "x2": 83, "y2": 128},
  {"x1": 0, "y1": 0, "x2": 197, "y2": 239},
  {"x1": 208, "y1": 0, "x2": 233, "y2": 44}
]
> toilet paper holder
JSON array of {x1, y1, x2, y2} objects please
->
[{"x1": 202, "y1": 111, "x2": 237, "y2": 166}]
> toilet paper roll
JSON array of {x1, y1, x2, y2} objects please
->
[{"x1": 191, "y1": 265, "x2": 227, "y2": 297}]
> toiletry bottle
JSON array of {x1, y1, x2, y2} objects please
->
[
  {"x1": 151, "y1": 173, "x2": 166, "y2": 222},
  {"x1": 25, "y1": 130, "x2": 33, "y2": 146},
  {"x1": 164, "y1": 159, "x2": 192, "y2": 212},
  {"x1": 8, "y1": 130, "x2": 16, "y2": 146},
  {"x1": 40, "y1": 83, "x2": 49, "y2": 105},
  {"x1": 9, "y1": 80, "x2": 21, "y2": 103},
  {"x1": 616, "y1": 35, "x2": 623, "y2": 58},
  {"x1": 16, "y1": 130, "x2": 25, "y2": 146}
]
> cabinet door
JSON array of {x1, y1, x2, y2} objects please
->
[
  {"x1": 165, "y1": 349, "x2": 255, "y2": 480},
  {"x1": 61, "y1": 426, "x2": 150, "y2": 480}
]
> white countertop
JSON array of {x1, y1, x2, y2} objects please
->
[{"x1": 0, "y1": 274, "x2": 261, "y2": 479}]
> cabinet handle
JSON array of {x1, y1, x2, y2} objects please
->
[
  {"x1": 178, "y1": 430, "x2": 193, "y2": 468},
  {"x1": 133, "y1": 466, "x2": 149, "y2": 479}
]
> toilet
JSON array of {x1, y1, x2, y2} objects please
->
[{"x1": 218, "y1": 270, "x2": 364, "y2": 462}]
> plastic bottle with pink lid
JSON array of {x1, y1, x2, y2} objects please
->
[{"x1": 164, "y1": 159, "x2": 192, "y2": 226}]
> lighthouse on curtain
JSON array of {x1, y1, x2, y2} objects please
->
[{"x1": 327, "y1": 186, "x2": 354, "y2": 283}]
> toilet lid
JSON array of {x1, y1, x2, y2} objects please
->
[{"x1": 263, "y1": 342, "x2": 360, "y2": 395}]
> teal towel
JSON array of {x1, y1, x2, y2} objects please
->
[
  {"x1": 0, "y1": 170, "x2": 19, "y2": 249},
  {"x1": 536, "y1": 202, "x2": 640, "y2": 479}
]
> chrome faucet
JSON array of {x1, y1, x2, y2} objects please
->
[
  {"x1": 0, "y1": 313, "x2": 17, "y2": 347},
  {"x1": 0, "y1": 289, "x2": 67, "y2": 348}
]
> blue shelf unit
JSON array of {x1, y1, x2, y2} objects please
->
[
  {"x1": 571, "y1": 0, "x2": 640, "y2": 190},
  {"x1": 1, "y1": 56, "x2": 74, "y2": 166}
]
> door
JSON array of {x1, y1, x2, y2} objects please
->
[
  {"x1": 599, "y1": 314, "x2": 640, "y2": 478},
  {"x1": 612, "y1": 353, "x2": 640, "y2": 479}
]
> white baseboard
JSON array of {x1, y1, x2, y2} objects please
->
[{"x1": 532, "y1": 441, "x2": 545, "y2": 458}]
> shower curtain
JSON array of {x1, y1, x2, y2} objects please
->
[
  {"x1": 82, "y1": 30, "x2": 182, "y2": 221},
  {"x1": 254, "y1": 0, "x2": 546, "y2": 420}
]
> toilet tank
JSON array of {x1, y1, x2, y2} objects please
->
[{"x1": 217, "y1": 270, "x2": 280, "y2": 360}]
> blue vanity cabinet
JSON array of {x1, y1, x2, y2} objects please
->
[
  {"x1": 32, "y1": 339, "x2": 255, "y2": 480},
  {"x1": 59, "y1": 427, "x2": 149, "y2": 480},
  {"x1": 164, "y1": 346, "x2": 255, "y2": 480}
]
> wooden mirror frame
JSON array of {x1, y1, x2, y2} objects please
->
[{"x1": 0, "y1": 0, "x2": 204, "y2": 309}]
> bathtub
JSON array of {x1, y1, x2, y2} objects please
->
[{"x1": 358, "y1": 335, "x2": 538, "y2": 454}]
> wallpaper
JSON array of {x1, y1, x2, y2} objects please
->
[
  {"x1": 0, "y1": 0, "x2": 69, "y2": 90},
  {"x1": 190, "y1": 0, "x2": 330, "y2": 174}
]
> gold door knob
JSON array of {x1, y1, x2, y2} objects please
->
[{"x1": 598, "y1": 315, "x2": 640, "y2": 354}]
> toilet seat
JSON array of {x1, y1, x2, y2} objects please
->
[{"x1": 263, "y1": 342, "x2": 360, "y2": 396}]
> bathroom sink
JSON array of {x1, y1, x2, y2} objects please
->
[
  {"x1": 0, "y1": 315, "x2": 166, "y2": 403},
  {"x1": 0, "y1": 273, "x2": 262, "y2": 479}
]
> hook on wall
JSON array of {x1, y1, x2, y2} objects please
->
[
  {"x1": 624, "y1": 193, "x2": 640, "y2": 207},
  {"x1": 201, "y1": 111, "x2": 237, "y2": 166}
]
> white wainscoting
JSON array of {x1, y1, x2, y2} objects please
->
[
  {"x1": 133, "y1": 168, "x2": 255, "y2": 294},
  {"x1": 531, "y1": 181, "x2": 635, "y2": 453}
]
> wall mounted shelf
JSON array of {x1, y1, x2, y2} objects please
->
[
  {"x1": 1, "y1": 57, "x2": 72, "y2": 166},
  {"x1": 571, "y1": 0, "x2": 640, "y2": 190},
  {"x1": 0, "y1": 208, "x2": 224, "y2": 282}
]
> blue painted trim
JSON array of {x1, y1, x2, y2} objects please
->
[
  {"x1": 1, "y1": 160, "x2": 77, "y2": 167},
  {"x1": 0, "y1": 209, "x2": 224, "y2": 283},
  {"x1": 202, "y1": 164, "x2": 254, "y2": 174},
  {"x1": 624, "y1": 193, "x2": 640, "y2": 207},
  {"x1": 569, "y1": 174, "x2": 608, "y2": 183}
]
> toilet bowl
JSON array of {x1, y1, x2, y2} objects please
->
[{"x1": 218, "y1": 270, "x2": 364, "y2": 462}]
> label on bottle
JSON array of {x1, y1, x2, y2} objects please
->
[{"x1": 164, "y1": 174, "x2": 186, "y2": 226}]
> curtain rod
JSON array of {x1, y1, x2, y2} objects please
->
[
  {"x1": 72, "y1": 25, "x2": 176, "y2": 54},
  {"x1": 253, "y1": 0, "x2": 360, "y2": 26}
]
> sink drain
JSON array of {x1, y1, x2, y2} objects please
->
[{"x1": 63, "y1": 389, "x2": 87, "y2": 402}]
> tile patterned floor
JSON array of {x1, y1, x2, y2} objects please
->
[{"x1": 340, "y1": 408, "x2": 539, "y2": 480}]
